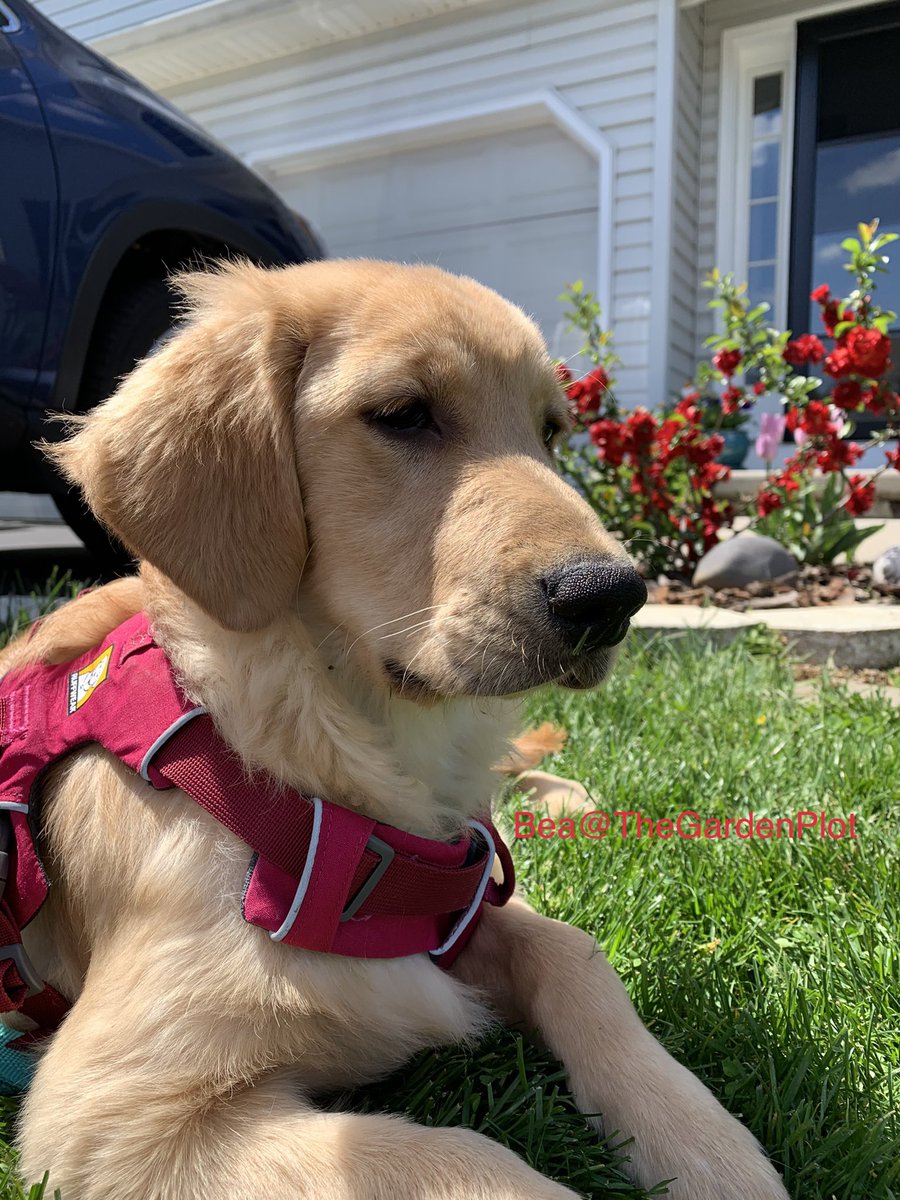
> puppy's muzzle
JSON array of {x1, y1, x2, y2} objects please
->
[{"x1": 541, "y1": 558, "x2": 647, "y2": 648}]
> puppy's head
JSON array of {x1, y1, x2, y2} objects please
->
[{"x1": 50, "y1": 260, "x2": 645, "y2": 699}]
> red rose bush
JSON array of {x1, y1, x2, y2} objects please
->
[{"x1": 557, "y1": 221, "x2": 900, "y2": 577}]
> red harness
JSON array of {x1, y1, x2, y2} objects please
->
[{"x1": 0, "y1": 612, "x2": 514, "y2": 1034}]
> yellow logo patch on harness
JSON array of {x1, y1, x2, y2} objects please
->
[{"x1": 67, "y1": 646, "x2": 113, "y2": 714}]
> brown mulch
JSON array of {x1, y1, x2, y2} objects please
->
[
  {"x1": 647, "y1": 563, "x2": 899, "y2": 612},
  {"x1": 791, "y1": 662, "x2": 896, "y2": 685}
]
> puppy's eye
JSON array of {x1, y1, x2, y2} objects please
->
[
  {"x1": 542, "y1": 418, "x2": 563, "y2": 448},
  {"x1": 370, "y1": 400, "x2": 439, "y2": 437}
]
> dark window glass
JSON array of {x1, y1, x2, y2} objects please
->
[
  {"x1": 748, "y1": 73, "x2": 782, "y2": 298},
  {"x1": 790, "y1": 3, "x2": 900, "y2": 431}
]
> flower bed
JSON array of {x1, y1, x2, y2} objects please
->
[
  {"x1": 648, "y1": 562, "x2": 898, "y2": 612},
  {"x1": 556, "y1": 220, "x2": 900, "y2": 587}
]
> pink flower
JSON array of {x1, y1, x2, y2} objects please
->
[{"x1": 755, "y1": 412, "x2": 786, "y2": 462}]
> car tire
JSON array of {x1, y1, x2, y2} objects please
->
[{"x1": 52, "y1": 275, "x2": 176, "y2": 573}]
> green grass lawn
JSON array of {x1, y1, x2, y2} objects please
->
[{"x1": 0, "y1": 597, "x2": 897, "y2": 1198}]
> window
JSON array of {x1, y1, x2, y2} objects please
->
[
  {"x1": 790, "y1": 3, "x2": 900, "y2": 337},
  {"x1": 788, "y1": 3, "x2": 900, "y2": 432},
  {"x1": 716, "y1": 24, "x2": 794, "y2": 326},
  {"x1": 747, "y1": 74, "x2": 783, "y2": 313}
]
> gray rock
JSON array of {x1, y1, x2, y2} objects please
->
[
  {"x1": 693, "y1": 534, "x2": 799, "y2": 590},
  {"x1": 872, "y1": 545, "x2": 900, "y2": 592}
]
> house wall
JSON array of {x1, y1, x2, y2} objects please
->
[
  {"x1": 670, "y1": 2, "x2": 705, "y2": 393},
  {"x1": 34, "y1": 0, "x2": 199, "y2": 41},
  {"x1": 695, "y1": 0, "x2": 879, "y2": 346},
  {"x1": 33, "y1": 0, "x2": 680, "y2": 409}
]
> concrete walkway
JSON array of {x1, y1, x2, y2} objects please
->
[{"x1": 633, "y1": 602, "x2": 900, "y2": 668}]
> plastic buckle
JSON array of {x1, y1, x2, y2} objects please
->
[
  {"x1": 429, "y1": 820, "x2": 496, "y2": 960},
  {"x1": 0, "y1": 942, "x2": 43, "y2": 998},
  {"x1": 339, "y1": 834, "x2": 395, "y2": 923},
  {"x1": 0, "y1": 812, "x2": 11, "y2": 902}
]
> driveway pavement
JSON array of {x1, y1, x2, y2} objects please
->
[{"x1": 0, "y1": 516, "x2": 93, "y2": 622}]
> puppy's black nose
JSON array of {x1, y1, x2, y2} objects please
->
[{"x1": 542, "y1": 558, "x2": 647, "y2": 646}]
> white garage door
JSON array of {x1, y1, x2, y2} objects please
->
[{"x1": 277, "y1": 123, "x2": 598, "y2": 345}]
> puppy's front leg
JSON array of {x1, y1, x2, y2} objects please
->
[
  {"x1": 18, "y1": 964, "x2": 580, "y2": 1200},
  {"x1": 453, "y1": 899, "x2": 789, "y2": 1199}
]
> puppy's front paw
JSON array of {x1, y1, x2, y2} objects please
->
[
  {"x1": 656, "y1": 1136, "x2": 789, "y2": 1200},
  {"x1": 625, "y1": 1096, "x2": 789, "y2": 1200}
]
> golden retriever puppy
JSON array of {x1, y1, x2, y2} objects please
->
[{"x1": 0, "y1": 260, "x2": 788, "y2": 1199}]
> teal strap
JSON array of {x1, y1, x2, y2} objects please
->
[{"x1": 0, "y1": 1024, "x2": 36, "y2": 1094}]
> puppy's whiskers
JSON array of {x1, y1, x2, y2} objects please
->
[{"x1": 344, "y1": 605, "x2": 444, "y2": 658}]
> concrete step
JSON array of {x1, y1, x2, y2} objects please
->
[{"x1": 632, "y1": 602, "x2": 900, "y2": 669}]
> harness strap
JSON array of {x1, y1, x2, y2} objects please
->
[
  {"x1": 150, "y1": 714, "x2": 503, "y2": 922},
  {"x1": 0, "y1": 899, "x2": 68, "y2": 1038}
]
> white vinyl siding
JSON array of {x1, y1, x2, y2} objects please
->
[
  {"x1": 32, "y1": 0, "x2": 202, "y2": 41},
  {"x1": 171, "y1": 0, "x2": 662, "y2": 406},
  {"x1": 34, "y1": 0, "x2": 667, "y2": 409},
  {"x1": 275, "y1": 126, "x2": 600, "y2": 345}
]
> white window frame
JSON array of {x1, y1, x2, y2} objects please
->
[
  {"x1": 715, "y1": 20, "x2": 797, "y2": 329},
  {"x1": 714, "y1": 0, "x2": 892, "y2": 330}
]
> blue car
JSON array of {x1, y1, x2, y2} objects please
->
[{"x1": 0, "y1": 0, "x2": 321, "y2": 560}]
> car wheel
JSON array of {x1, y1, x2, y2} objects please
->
[{"x1": 52, "y1": 276, "x2": 176, "y2": 574}]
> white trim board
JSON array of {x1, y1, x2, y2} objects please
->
[
  {"x1": 649, "y1": 0, "x2": 678, "y2": 403},
  {"x1": 714, "y1": 0, "x2": 898, "y2": 328},
  {"x1": 247, "y1": 89, "x2": 616, "y2": 323},
  {"x1": 715, "y1": 18, "x2": 796, "y2": 328}
]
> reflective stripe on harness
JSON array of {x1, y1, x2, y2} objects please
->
[{"x1": 0, "y1": 611, "x2": 516, "y2": 1037}]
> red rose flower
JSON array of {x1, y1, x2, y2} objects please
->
[
  {"x1": 886, "y1": 446, "x2": 900, "y2": 470},
  {"x1": 861, "y1": 386, "x2": 884, "y2": 415},
  {"x1": 800, "y1": 400, "x2": 835, "y2": 437},
  {"x1": 713, "y1": 348, "x2": 742, "y2": 376},
  {"x1": 753, "y1": 380, "x2": 766, "y2": 395},
  {"x1": 589, "y1": 418, "x2": 625, "y2": 466},
  {"x1": 586, "y1": 365, "x2": 610, "y2": 396},
  {"x1": 810, "y1": 284, "x2": 831, "y2": 303},
  {"x1": 773, "y1": 468, "x2": 801, "y2": 495},
  {"x1": 817, "y1": 437, "x2": 863, "y2": 472},
  {"x1": 567, "y1": 366, "x2": 609, "y2": 416},
  {"x1": 783, "y1": 334, "x2": 826, "y2": 366},
  {"x1": 624, "y1": 407, "x2": 657, "y2": 452},
  {"x1": 845, "y1": 474, "x2": 876, "y2": 516},
  {"x1": 831, "y1": 380, "x2": 863, "y2": 411},
  {"x1": 821, "y1": 304, "x2": 854, "y2": 337},
  {"x1": 694, "y1": 459, "x2": 729, "y2": 490},
  {"x1": 567, "y1": 379, "x2": 591, "y2": 416},
  {"x1": 844, "y1": 326, "x2": 891, "y2": 377},
  {"x1": 821, "y1": 301, "x2": 840, "y2": 336},
  {"x1": 655, "y1": 418, "x2": 682, "y2": 459},
  {"x1": 721, "y1": 385, "x2": 744, "y2": 415},
  {"x1": 824, "y1": 346, "x2": 853, "y2": 378},
  {"x1": 757, "y1": 490, "x2": 783, "y2": 517},
  {"x1": 870, "y1": 387, "x2": 898, "y2": 416},
  {"x1": 675, "y1": 391, "x2": 701, "y2": 422}
]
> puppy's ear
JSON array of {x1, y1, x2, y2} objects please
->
[{"x1": 48, "y1": 263, "x2": 310, "y2": 632}]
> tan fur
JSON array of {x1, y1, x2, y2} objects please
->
[
  {"x1": 496, "y1": 722, "x2": 568, "y2": 775},
  {"x1": 5, "y1": 260, "x2": 788, "y2": 1199},
  {"x1": 511, "y1": 770, "x2": 592, "y2": 817}
]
